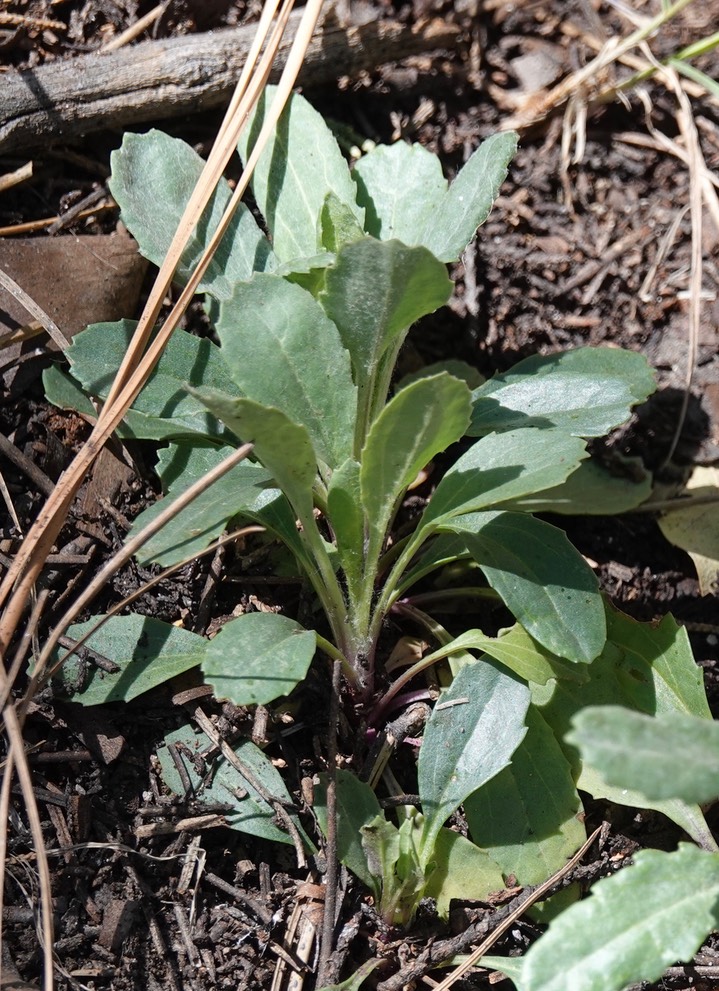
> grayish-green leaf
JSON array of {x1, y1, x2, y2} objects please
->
[
  {"x1": 314, "y1": 770, "x2": 383, "y2": 896},
  {"x1": 360, "y1": 373, "x2": 471, "y2": 563},
  {"x1": 109, "y1": 130, "x2": 275, "y2": 299},
  {"x1": 518, "y1": 845, "x2": 719, "y2": 991},
  {"x1": 320, "y1": 237, "x2": 452, "y2": 397},
  {"x1": 420, "y1": 131, "x2": 518, "y2": 262},
  {"x1": 503, "y1": 457, "x2": 652, "y2": 515},
  {"x1": 420, "y1": 623, "x2": 587, "y2": 687},
  {"x1": 203, "y1": 612, "x2": 315, "y2": 706},
  {"x1": 533, "y1": 602, "x2": 715, "y2": 846},
  {"x1": 129, "y1": 442, "x2": 296, "y2": 567},
  {"x1": 445, "y1": 512, "x2": 605, "y2": 663},
  {"x1": 238, "y1": 87, "x2": 363, "y2": 262},
  {"x1": 320, "y1": 192, "x2": 365, "y2": 252},
  {"x1": 192, "y1": 394, "x2": 317, "y2": 524},
  {"x1": 53, "y1": 615, "x2": 207, "y2": 705},
  {"x1": 327, "y1": 459, "x2": 365, "y2": 595},
  {"x1": 465, "y1": 706, "x2": 585, "y2": 886},
  {"x1": 418, "y1": 660, "x2": 530, "y2": 863},
  {"x1": 215, "y1": 274, "x2": 356, "y2": 468},
  {"x1": 59, "y1": 320, "x2": 234, "y2": 440},
  {"x1": 469, "y1": 347, "x2": 656, "y2": 437},
  {"x1": 158, "y1": 724, "x2": 305, "y2": 845},
  {"x1": 568, "y1": 706, "x2": 719, "y2": 805},
  {"x1": 419, "y1": 428, "x2": 588, "y2": 533},
  {"x1": 352, "y1": 141, "x2": 447, "y2": 245},
  {"x1": 424, "y1": 828, "x2": 506, "y2": 919}
]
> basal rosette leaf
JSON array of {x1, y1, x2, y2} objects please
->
[
  {"x1": 352, "y1": 141, "x2": 447, "y2": 246},
  {"x1": 360, "y1": 372, "x2": 471, "y2": 566},
  {"x1": 418, "y1": 660, "x2": 530, "y2": 864},
  {"x1": 533, "y1": 602, "x2": 715, "y2": 847},
  {"x1": 190, "y1": 393, "x2": 317, "y2": 525},
  {"x1": 418, "y1": 427, "x2": 588, "y2": 535},
  {"x1": 203, "y1": 612, "x2": 315, "y2": 706},
  {"x1": 568, "y1": 706, "x2": 719, "y2": 805},
  {"x1": 353, "y1": 132, "x2": 517, "y2": 263},
  {"x1": 215, "y1": 274, "x2": 356, "y2": 469},
  {"x1": 129, "y1": 442, "x2": 300, "y2": 567},
  {"x1": 109, "y1": 129, "x2": 275, "y2": 299},
  {"x1": 513, "y1": 845, "x2": 719, "y2": 991},
  {"x1": 465, "y1": 706, "x2": 586, "y2": 887},
  {"x1": 48, "y1": 320, "x2": 234, "y2": 441},
  {"x1": 53, "y1": 615, "x2": 208, "y2": 705},
  {"x1": 158, "y1": 724, "x2": 308, "y2": 846},
  {"x1": 237, "y1": 87, "x2": 364, "y2": 263},
  {"x1": 319, "y1": 238, "x2": 452, "y2": 432},
  {"x1": 468, "y1": 347, "x2": 656, "y2": 438},
  {"x1": 443, "y1": 512, "x2": 605, "y2": 663}
]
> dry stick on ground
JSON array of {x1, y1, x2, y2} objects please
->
[
  {"x1": 0, "y1": 2, "x2": 325, "y2": 984},
  {"x1": 377, "y1": 827, "x2": 603, "y2": 991},
  {"x1": 0, "y1": 14, "x2": 459, "y2": 154}
]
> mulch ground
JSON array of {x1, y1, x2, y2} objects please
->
[{"x1": 2, "y1": 1, "x2": 719, "y2": 989}]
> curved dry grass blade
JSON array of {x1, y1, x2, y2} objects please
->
[
  {"x1": 3, "y1": 709, "x2": 54, "y2": 991},
  {"x1": 0, "y1": 267, "x2": 70, "y2": 351},
  {"x1": 503, "y1": 0, "x2": 697, "y2": 130},
  {"x1": 0, "y1": 0, "x2": 315, "y2": 648}
]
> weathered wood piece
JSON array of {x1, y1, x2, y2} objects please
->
[{"x1": 0, "y1": 15, "x2": 459, "y2": 154}]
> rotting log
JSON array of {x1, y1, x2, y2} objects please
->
[{"x1": 0, "y1": 14, "x2": 459, "y2": 154}]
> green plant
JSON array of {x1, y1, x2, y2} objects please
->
[{"x1": 44, "y1": 88, "x2": 718, "y2": 975}]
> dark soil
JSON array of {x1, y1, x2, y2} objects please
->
[{"x1": 2, "y1": 1, "x2": 719, "y2": 989}]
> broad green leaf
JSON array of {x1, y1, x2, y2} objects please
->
[
  {"x1": 418, "y1": 660, "x2": 530, "y2": 863},
  {"x1": 352, "y1": 141, "x2": 447, "y2": 246},
  {"x1": 468, "y1": 348, "x2": 656, "y2": 438},
  {"x1": 129, "y1": 442, "x2": 298, "y2": 567},
  {"x1": 360, "y1": 373, "x2": 471, "y2": 563},
  {"x1": 238, "y1": 87, "x2": 363, "y2": 262},
  {"x1": 191, "y1": 394, "x2": 317, "y2": 524},
  {"x1": 465, "y1": 706, "x2": 585, "y2": 886},
  {"x1": 314, "y1": 770, "x2": 383, "y2": 897},
  {"x1": 534, "y1": 603, "x2": 715, "y2": 846},
  {"x1": 320, "y1": 192, "x2": 365, "y2": 252},
  {"x1": 158, "y1": 724, "x2": 307, "y2": 846},
  {"x1": 444, "y1": 512, "x2": 605, "y2": 663},
  {"x1": 320, "y1": 237, "x2": 452, "y2": 398},
  {"x1": 215, "y1": 274, "x2": 356, "y2": 468},
  {"x1": 517, "y1": 845, "x2": 719, "y2": 991},
  {"x1": 419, "y1": 428, "x2": 588, "y2": 533},
  {"x1": 568, "y1": 706, "x2": 719, "y2": 805},
  {"x1": 420, "y1": 131, "x2": 518, "y2": 262},
  {"x1": 203, "y1": 612, "x2": 315, "y2": 706},
  {"x1": 484, "y1": 624, "x2": 589, "y2": 685},
  {"x1": 360, "y1": 814, "x2": 401, "y2": 904},
  {"x1": 658, "y1": 466, "x2": 719, "y2": 595},
  {"x1": 109, "y1": 130, "x2": 275, "y2": 299},
  {"x1": 424, "y1": 828, "x2": 506, "y2": 919},
  {"x1": 53, "y1": 615, "x2": 207, "y2": 704},
  {"x1": 503, "y1": 457, "x2": 652, "y2": 515},
  {"x1": 58, "y1": 321, "x2": 234, "y2": 440},
  {"x1": 327, "y1": 459, "x2": 364, "y2": 595},
  {"x1": 419, "y1": 624, "x2": 587, "y2": 687}
]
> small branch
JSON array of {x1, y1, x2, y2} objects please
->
[{"x1": 0, "y1": 15, "x2": 459, "y2": 153}]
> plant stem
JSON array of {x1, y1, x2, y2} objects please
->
[{"x1": 316, "y1": 634, "x2": 357, "y2": 687}]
